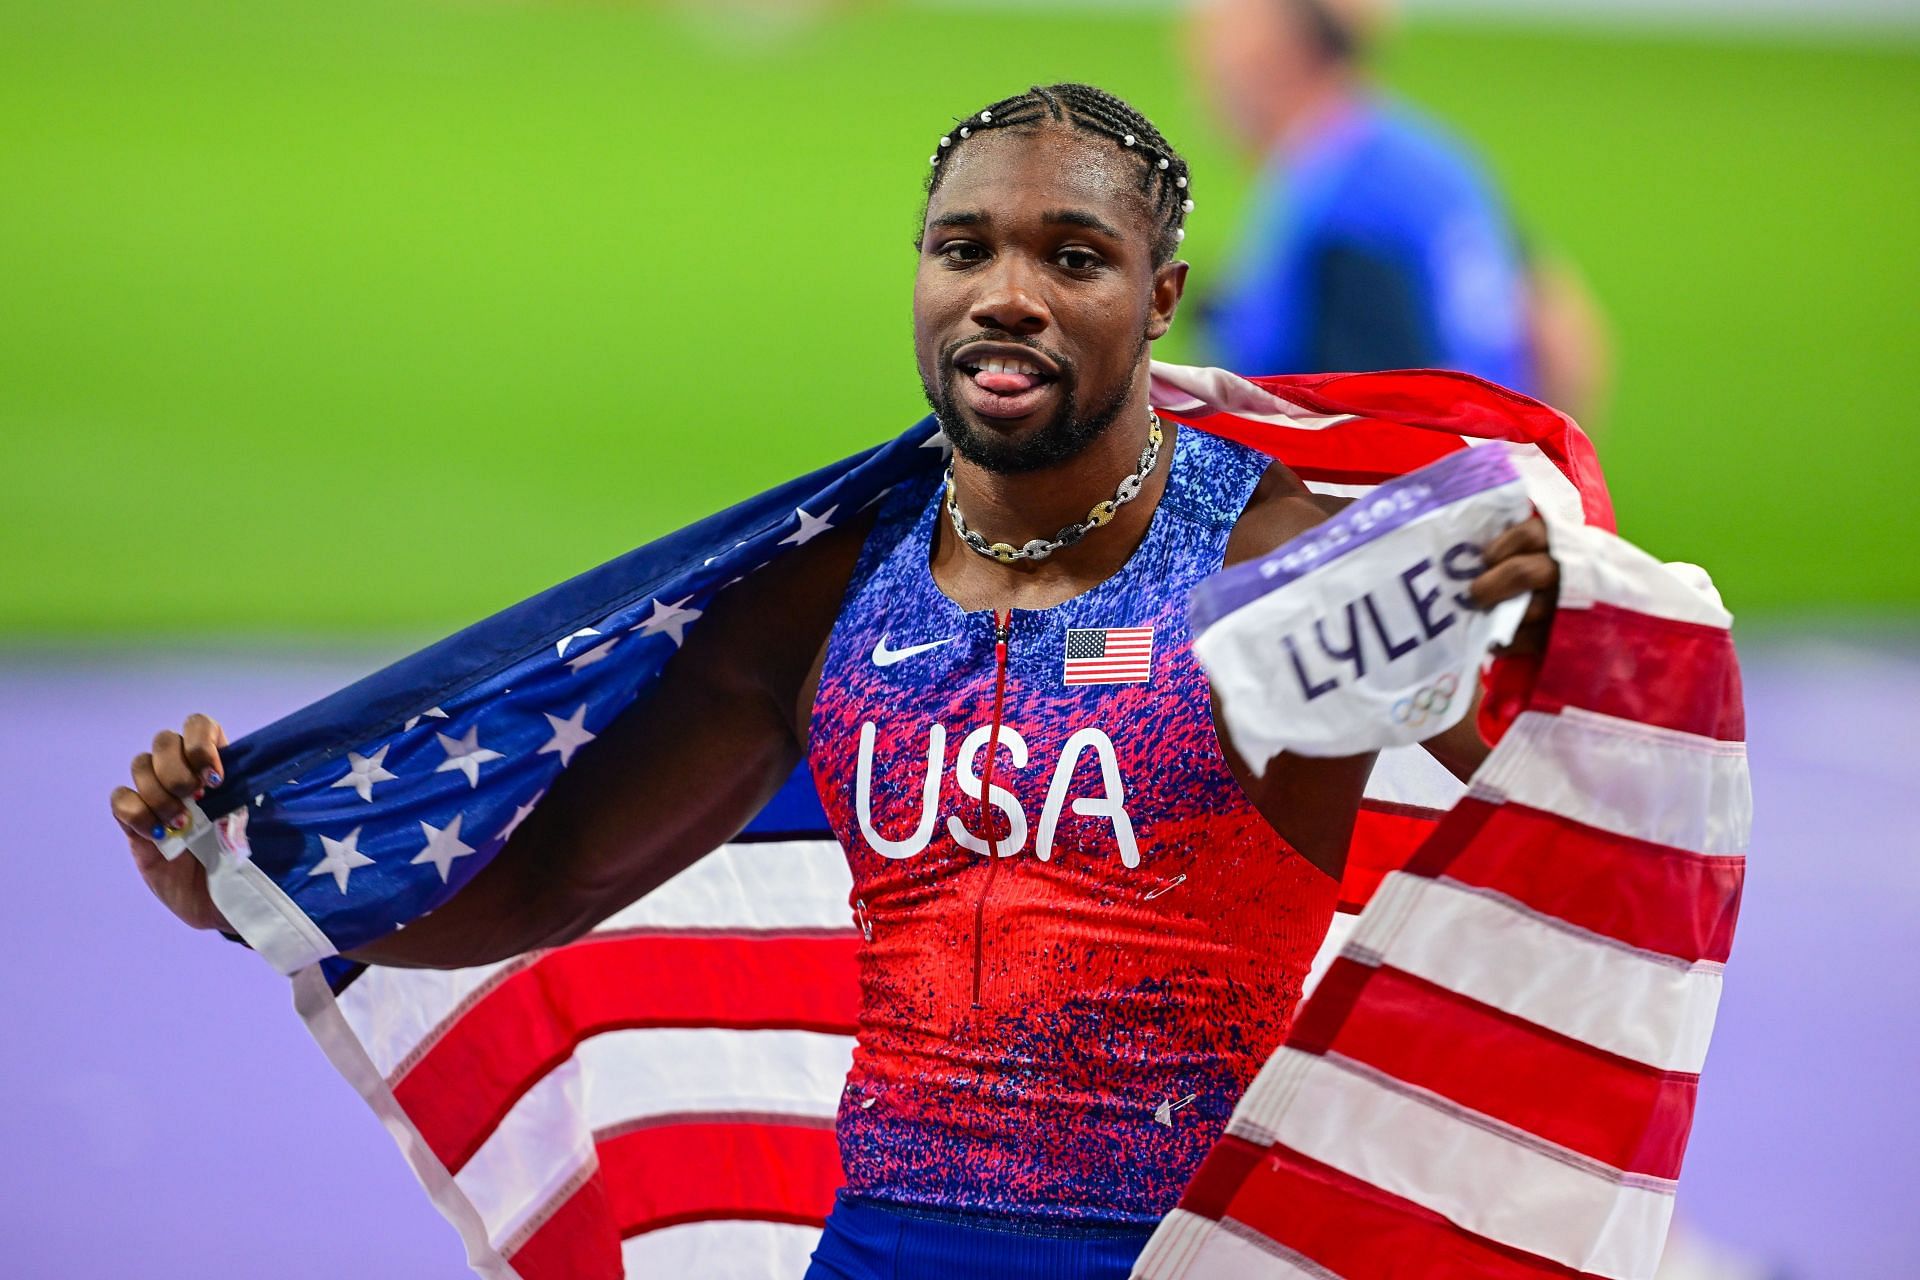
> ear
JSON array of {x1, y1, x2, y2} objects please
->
[{"x1": 1146, "y1": 259, "x2": 1189, "y2": 342}]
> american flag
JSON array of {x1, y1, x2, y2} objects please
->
[
  {"x1": 1064, "y1": 626, "x2": 1155, "y2": 685},
  {"x1": 153, "y1": 362, "x2": 1736, "y2": 1280},
  {"x1": 1134, "y1": 512, "x2": 1747, "y2": 1280}
]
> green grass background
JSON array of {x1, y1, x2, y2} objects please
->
[{"x1": 3, "y1": 1, "x2": 1915, "y2": 637}]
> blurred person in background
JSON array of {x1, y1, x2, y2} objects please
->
[{"x1": 1189, "y1": 0, "x2": 1611, "y2": 424}]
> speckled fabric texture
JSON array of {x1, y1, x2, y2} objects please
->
[{"x1": 806, "y1": 423, "x2": 1340, "y2": 1227}]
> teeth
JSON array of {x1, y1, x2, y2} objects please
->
[{"x1": 973, "y1": 355, "x2": 1041, "y2": 376}]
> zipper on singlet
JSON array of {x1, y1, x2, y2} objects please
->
[{"x1": 970, "y1": 608, "x2": 1012, "y2": 1009}]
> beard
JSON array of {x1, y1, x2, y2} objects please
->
[{"x1": 922, "y1": 334, "x2": 1144, "y2": 475}]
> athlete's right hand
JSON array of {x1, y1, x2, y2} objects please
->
[{"x1": 110, "y1": 714, "x2": 232, "y2": 933}]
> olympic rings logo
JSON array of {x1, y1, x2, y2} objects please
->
[{"x1": 1392, "y1": 672, "x2": 1460, "y2": 728}]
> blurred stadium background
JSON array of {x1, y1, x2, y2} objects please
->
[{"x1": 2, "y1": 0, "x2": 1914, "y2": 1276}]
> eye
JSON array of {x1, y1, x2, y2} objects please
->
[
  {"x1": 1055, "y1": 247, "x2": 1103, "y2": 272},
  {"x1": 938, "y1": 241, "x2": 988, "y2": 265}
]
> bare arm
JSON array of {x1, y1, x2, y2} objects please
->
[
  {"x1": 1216, "y1": 466, "x2": 1380, "y2": 881},
  {"x1": 1214, "y1": 466, "x2": 1562, "y2": 879}
]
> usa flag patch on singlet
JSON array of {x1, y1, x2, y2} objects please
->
[{"x1": 1063, "y1": 626, "x2": 1154, "y2": 685}]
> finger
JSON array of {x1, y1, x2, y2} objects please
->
[
  {"x1": 1469, "y1": 553, "x2": 1559, "y2": 609},
  {"x1": 1483, "y1": 518, "x2": 1548, "y2": 566},
  {"x1": 181, "y1": 714, "x2": 226, "y2": 789},
  {"x1": 112, "y1": 784, "x2": 168, "y2": 844},
  {"x1": 151, "y1": 729, "x2": 201, "y2": 799},
  {"x1": 131, "y1": 752, "x2": 189, "y2": 832}
]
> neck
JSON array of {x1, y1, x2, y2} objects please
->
[{"x1": 934, "y1": 375, "x2": 1174, "y2": 611}]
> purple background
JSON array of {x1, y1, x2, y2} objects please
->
[{"x1": 3, "y1": 638, "x2": 1916, "y2": 1276}]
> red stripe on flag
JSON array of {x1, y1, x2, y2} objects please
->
[
  {"x1": 1163, "y1": 408, "x2": 1464, "y2": 481},
  {"x1": 1222, "y1": 1143, "x2": 1594, "y2": 1279},
  {"x1": 1180, "y1": 1132, "x2": 1268, "y2": 1222},
  {"x1": 1537, "y1": 605, "x2": 1744, "y2": 741},
  {"x1": 600, "y1": 1116, "x2": 842, "y2": 1236},
  {"x1": 1405, "y1": 799, "x2": 1744, "y2": 963},
  {"x1": 1291, "y1": 959, "x2": 1700, "y2": 1178},
  {"x1": 1339, "y1": 801, "x2": 1445, "y2": 912},
  {"x1": 394, "y1": 930, "x2": 860, "y2": 1172},
  {"x1": 506, "y1": 1166, "x2": 625, "y2": 1280}
]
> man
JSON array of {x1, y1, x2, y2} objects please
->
[
  {"x1": 1191, "y1": 0, "x2": 1608, "y2": 420},
  {"x1": 112, "y1": 84, "x2": 1559, "y2": 1278}
]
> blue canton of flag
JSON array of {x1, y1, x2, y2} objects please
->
[{"x1": 164, "y1": 422, "x2": 953, "y2": 975}]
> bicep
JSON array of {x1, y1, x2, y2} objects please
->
[{"x1": 1213, "y1": 686, "x2": 1374, "y2": 882}]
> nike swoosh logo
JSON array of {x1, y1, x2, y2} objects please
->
[{"x1": 871, "y1": 634, "x2": 956, "y2": 667}]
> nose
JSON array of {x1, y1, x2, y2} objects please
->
[{"x1": 969, "y1": 256, "x2": 1051, "y2": 337}]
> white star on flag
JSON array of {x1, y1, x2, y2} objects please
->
[
  {"x1": 411, "y1": 814, "x2": 476, "y2": 883},
  {"x1": 434, "y1": 726, "x2": 504, "y2": 788},
  {"x1": 308, "y1": 826, "x2": 375, "y2": 893},
  {"x1": 634, "y1": 596, "x2": 701, "y2": 647},
  {"x1": 778, "y1": 505, "x2": 837, "y2": 547},
  {"x1": 500, "y1": 790, "x2": 546, "y2": 844},
  {"x1": 555, "y1": 627, "x2": 602, "y2": 657},
  {"x1": 404, "y1": 706, "x2": 449, "y2": 731},
  {"x1": 565, "y1": 637, "x2": 618, "y2": 672},
  {"x1": 538, "y1": 704, "x2": 596, "y2": 767},
  {"x1": 920, "y1": 429, "x2": 951, "y2": 453},
  {"x1": 329, "y1": 744, "x2": 398, "y2": 803}
]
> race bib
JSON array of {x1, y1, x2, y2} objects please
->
[{"x1": 1191, "y1": 445, "x2": 1533, "y2": 763}]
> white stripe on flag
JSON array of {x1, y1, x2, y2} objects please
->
[
  {"x1": 621, "y1": 1219, "x2": 823, "y2": 1279},
  {"x1": 337, "y1": 841, "x2": 854, "y2": 1080},
  {"x1": 1302, "y1": 480, "x2": 1374, "y2": 500},
  {"x1": 1493, "y1": 438, "x2": 1588, "y2": 530},
  {"x1": 577, "y1": 1027, "x2": 852, "y2": 1128},
  {"x1": 1185, "y1": 1221, "x2": 1343, "y2": 1280},
  {"x1": 291, "y1": 967, "x2": 515, "y2": 1278},
  {"x1": 1265, "y1": 1048, "x2": 1675, "y2": 1280},
  {"x1": 1362, "y1": 744, "x2": 1466, "y2": 812},
  {"x1": 1473, "y1": 707, "x2": 1751, "y2": 857},
  {"x1": 1148, "y1": 361, "x2": 1357, "y2": 432},
  {"x1": 1550, "y1": 518, "x2": 1732, "y2": 628},
  {"x1": 457, "y1": 1056, "x2": 597, "y2": 1251},
  {"x1": 454, "y1": 1029, "x2": 853, "y2": 1246},
  {"x1": 1300, "y1": 910, "x2": 1358, "y2": 1002},
  {"x1": 1349, "y1": 873, "x2": 1724, "y2": 1072},
  {"x1": 1133, "y1": 1208, "x2": 1224, "y2": 1280},
  {"x1": 602, "y1": 838, "x2": 853, "y2": 932},
  {"x1": 337, "y1": 957, "x2": 518, "y2": 1080}
]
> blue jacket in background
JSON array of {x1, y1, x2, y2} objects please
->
[{"x1": 1206, "y1": 95, "x2": 1534, "y2": 393}]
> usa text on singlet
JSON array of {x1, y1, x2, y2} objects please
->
[{"x1": 807, "y1": 424, "x2": 1339, "y2": 1225}]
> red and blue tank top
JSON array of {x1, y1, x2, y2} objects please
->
[{"x1": 806, "y1": 423, "x2": 1339, "y2": 1226}]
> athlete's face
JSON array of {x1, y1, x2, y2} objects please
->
[{"x1": 914, "y1": 126, "x2": 1186, "y2": 474}]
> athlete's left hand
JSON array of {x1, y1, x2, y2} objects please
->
[{"x1": 1468, "y1": 516, "x2": 1559, "y2": 655}]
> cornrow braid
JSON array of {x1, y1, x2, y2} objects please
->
[{"x1": 924, "y1": 83, "x2": 1195, "y2": 266}]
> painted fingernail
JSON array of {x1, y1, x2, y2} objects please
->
[
  {"x1": 205, "y1": 770, "x2": 222, "y2": 788},
  {"x1": 169, "y1": 813, "x2": 190, "y2": 832},
  {"x1": 149, "y1": 825, "x2": 167, "y2": 840}
]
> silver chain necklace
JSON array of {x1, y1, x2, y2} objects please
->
[{"x1": 944, "y1": 414, "x2": 1164, "y2": 565}]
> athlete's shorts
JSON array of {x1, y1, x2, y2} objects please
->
[{"x1": 804, "y1": 1193, "x2": 1155, "y2": 1280}]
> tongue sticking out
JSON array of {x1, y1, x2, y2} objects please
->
[{"x1": 974, "y1": 369, "x2": 1042, "y2": 395}]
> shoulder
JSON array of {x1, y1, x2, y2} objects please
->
[{"x1": 1222, "y1": 459, "x2": 1343, "y2": 570}]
